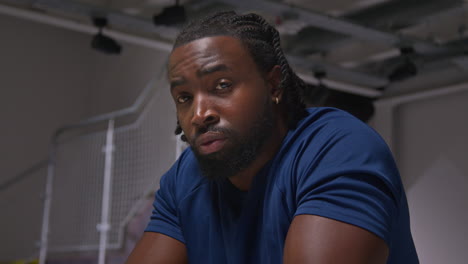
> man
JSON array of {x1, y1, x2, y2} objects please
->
[{"x1": 127, "y1": 11, "x2": 418, "y2": 263}]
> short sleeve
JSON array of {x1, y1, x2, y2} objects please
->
[
  {"x1": 145, "y1": 163, "x2": 186, "y2": 244},
  {"x1": 293, "y1": 115, "x2": 401, "y2": 245}
]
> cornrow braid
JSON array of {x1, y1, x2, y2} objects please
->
[{"x1": 172, "y1": 11, "x2": 308, "y2": 141}]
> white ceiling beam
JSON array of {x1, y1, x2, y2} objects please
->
[
  {"x1": 32, "y1": 0, "x2": 179, "y2": 39},
  {"x1": 0, "y1": 3, "x2": 173, "y2": 52},
  {"x1": 287, "y1": 55, "x2": 388, "y2": 88},
  {"x1": 336, "y1": 5, "x2": 468, "y2": 68},
  {"x1": 298, "y1": 74, "x2": 383, "y2": 98},
  {"x1": 0, "y1": 1, "x2": 386, "y2": 96},
  {"x1": 219, "y1": 0, "x2": 449, "y2": 55}
]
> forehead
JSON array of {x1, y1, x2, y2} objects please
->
[{"x1": 168, "y1": 36, "x2": 254, "y2": 76}]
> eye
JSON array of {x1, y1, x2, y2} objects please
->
[
  {"x1": 177, "y1": 95, "x2": 191, "y2": 104},
  {"x1": 215, "y1": 80, "x2": 232, "y2": 90}
]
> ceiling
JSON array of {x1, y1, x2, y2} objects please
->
[{"x1": 1, "y1": 0, "x2": 468, "y2": 99}]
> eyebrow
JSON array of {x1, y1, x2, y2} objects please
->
[
  {"x1": 170, "y1": 78, "x2": 186, "y2": 90},
  {"x1": 170, "y1": 64, "x2": 232, "y2": 90},
  {"x1": 197, "y1": 64, "x2": 231, "y2": 77}
]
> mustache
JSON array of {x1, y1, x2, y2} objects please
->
[{"x1": 191, "y1": 125, "x2": 232, "y2": 143}]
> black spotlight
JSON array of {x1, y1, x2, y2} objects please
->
[
  {"x1": 153, "y1": 1, "x2": 186, "y2": 26},
  {"x1": 302, "y1": 70, "x2": 330, "y2": 107},
  {"x1": 303, "y1": 70, "x2": 374, "y2": 123},
  {"x1": 388, "y1": 46, "x2": 417, "y2": 82},
  {"x1": 91, "y1": 17, "x2": 122, "y2": 55}
]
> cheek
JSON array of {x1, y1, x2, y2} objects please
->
[
  {"x1": 177, "y1": 111, "x2": 192, "y2": 134},
  {"x1": 227, "y1": 87, "x2": 270, "y2": 125}
]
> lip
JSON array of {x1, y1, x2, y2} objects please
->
[{"x1": 195, "y1": 132, "x2": 227, "y2": 155}]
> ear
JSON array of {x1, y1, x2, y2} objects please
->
[{"x1": 266, "y1": 65, "x2": 283, "y2": 100}]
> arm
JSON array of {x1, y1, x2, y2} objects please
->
[
  {"x1": 283, "y1": 215, "x2": 389, "y2": 264},
  {"x1": 131, "y1": 155, "x2": 189, "y2": 264},
  {"x1": 126, "y1": 232, "x2": 188, "y2": 264},
  {"x1": 284, "y1": 115, "x2": 402, "y2": 263}
]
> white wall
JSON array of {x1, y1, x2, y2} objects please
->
[
  {"x1": 373, "y1": 86, "x2": 468, "y2": 264},
  {"x1": 0, "y1": 11, "x2": 169, "y2": 180},
  {"x1": 0, "y1": 12, "x2": 171, "y2": 261},
  {"x1": 0, "y1": 13, "x2": 89, "y2": 181},
  {"x1": 395, "y1": 89, "x2": 468, "y2": 264}
]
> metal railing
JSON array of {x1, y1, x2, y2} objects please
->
[
  {"x1": 39, "y1": 72, "x2": 180, "y2": 264},
  {"x1": 0, "y1": 68, "x2": 180, "y2": 263},
  {"x1": 38, "y1": 73, "x2": 153, "y2": 263},
  {"x1": 0, "y1": 160, "x2": 48, "y2": 262}
]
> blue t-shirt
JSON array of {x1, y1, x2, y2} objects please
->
[{"x1": 146, "y1": 107, "x2": 419, "y2": 263}]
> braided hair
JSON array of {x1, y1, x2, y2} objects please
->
[{"x1": 173, "y1": 11, "x2": 308, "y2": 141}]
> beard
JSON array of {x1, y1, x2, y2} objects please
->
[{"x1": 190, "y1": 102, "x2": 274, "y2": 181}]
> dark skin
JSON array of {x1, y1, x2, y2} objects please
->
[
  {"x1": 168, "y1": 36, "x2": 287, "y2": 190},
  {"x1": 126, "y1": 36, "x2": 389, "y2": 264}
]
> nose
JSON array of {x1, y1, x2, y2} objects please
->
[{"x1": 191, "y1": 94, "x2": 220, "y2": 128}]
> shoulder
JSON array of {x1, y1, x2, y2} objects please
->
[
  {"x1": 273, "y1": 108, "x2": 406, "y2": 245},
  {"x1": 159, "y1": 147, "x2": 208, "y2": 203},
  {"x1": 275, "y1": 107, "x2": 402, "y2": 198},
  {"x1": 280, "y1": 107, "x2": 389, "y2": 160},
  {"x1": 295, "y1": 107, "x2": 380, "y2": 142}
]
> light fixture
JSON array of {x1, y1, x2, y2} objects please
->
[
  {"x1": 307, "y1": 70, "x2": 374, "y2": 123},
  {"x1": 153, "y1": 0, "x2": 186, "y2": 26},
  {"x1": 302, "y1": 70, "x2": 329, "y2": 106},
  {"x1": 388, "y1": 46, "x2": 417, "y2": 82},
  {"x1": 91, "y1": 17, "x2": 122, "y2": 55}
]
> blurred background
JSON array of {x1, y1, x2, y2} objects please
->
[{"x1": 0, "y1": 0, "x2": 467, "y2": 263}]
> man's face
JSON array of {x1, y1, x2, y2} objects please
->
[{"x1": 168, "y1": 36, "x2": 278, "y2": 180}]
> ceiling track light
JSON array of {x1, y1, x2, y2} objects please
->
[
  {"x1": 314, "y1": 70, "x2": 327, "y2": 82},
  {"x1": 153, "y1": 0, "x2": 187, "y2": 26},
  {"x1": 301, "y1": 70, "x2": 329, "y2": 106},
  {"x1": 91, "y1": 17, "x2": 122, "y2": 55},
  {"x1": 313, "y1": 69, "x2": 328, "y2": 90},
  {"x1": 388, "y1": 46, "x2": 417, "y2": 82}
]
